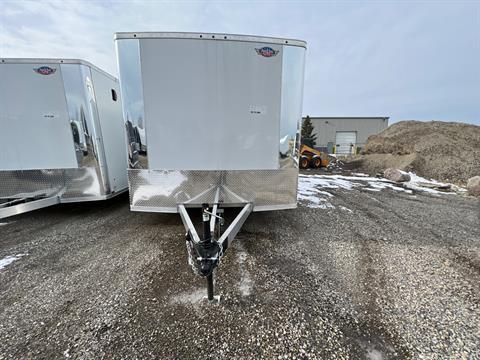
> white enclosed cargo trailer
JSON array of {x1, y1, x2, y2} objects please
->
[
  {"x1": 0, "y1": 59, "x2": 128, "y2": 218},
  {"x1": 115, "y1": 32, "x2": 306, "y2": 299}
]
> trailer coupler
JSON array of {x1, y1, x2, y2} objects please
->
[
  {"x1": 187, "y1": 237, "x2": 221, "y2": 277},
  {"x1": 186, "y1": 235, "x2": 222, "y2": 302},
  {"x1": 179, "y1": 199, "x2": 252, "y2": 302}
]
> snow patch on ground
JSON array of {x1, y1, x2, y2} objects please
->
[
  {"x1": 400, "y1": 171, "x2": 466, "y2": 194},
  {"x1": 0, "y1": 254, "x2": 26, "y2": 270},
  {"x1": 298, "y1": 173, "x2": 463, "y2": 209},
  {"x1": 170, "y1": 288, "x2": 206, "y2": 305},
  {"x1": 298, "y1": 174, "x2": 391, "y2": 210},
  {"x1": 297, "y1": 176, "x2": 336, "y2": 209},
  {"x1": 235, "y1": 242, "x2": 253, "y2": 297},
  {"x1": 367, "y1": 181, "x2": 412, "y2": 194}
]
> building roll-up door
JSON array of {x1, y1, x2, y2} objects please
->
[{"x1": 335, "y1": 131, "x2": 357, "y2": 155}]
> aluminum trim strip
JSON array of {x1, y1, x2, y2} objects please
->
[
  {"x1": 253, "y1": 203, "x2": 297, "y2": 212},
  {"x1": 0, "y1": 196, "x2": 60, "y2": 219},
  {"x1": 59, "y1": 188, "x2": 127, "y2": 203},
  {"x1": 130, "y1": 203, "x2": 297, "y2": 213},
  {"x1": 114, "y1": 32, "x2": 307, "y2": 48},
  {"x1": 131, "y1": 205, "x2": 178, "y2": 213}
]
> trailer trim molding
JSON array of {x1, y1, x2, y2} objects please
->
[
  {"x1": 59, "y1": 188, "x2": 128, "y2": 203},
  {"x1": 0, "y1": 196, "x2": 60, "y2": 219},
  {"x1": 114, "y1": 32, "x2": 307, "y2": 48}
]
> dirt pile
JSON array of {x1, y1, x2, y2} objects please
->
[{"x1": 353, "y1": 121, "x2": 480, "y2": 184}]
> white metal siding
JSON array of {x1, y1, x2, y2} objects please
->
[
  {"x1": 0, "y1": 63, "x2": 78, "y2": 170},
  {"x1": 335, "y1": 131, "x2": 357, "y2": 155},
  {"x1": 140, "y1": 39, "x2": 282, "y2": 170}
]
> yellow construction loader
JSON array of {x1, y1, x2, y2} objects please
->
[{"x1": 299, "y1": 144, "x2": 330, "y2": 169}]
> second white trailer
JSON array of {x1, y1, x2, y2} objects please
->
[{"x1": 0, "y1": 58, "x2": 128, "y2": 218}]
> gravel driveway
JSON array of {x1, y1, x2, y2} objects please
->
[{"x1": 0, "y1": 175, "x2": 478, "y2": 359}]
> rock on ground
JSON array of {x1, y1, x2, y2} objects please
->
[
  {"x1": 384, "y1": 168, "x2": 411, "y2": 182},
  {"x1": 467, "y1": 176, "x2": 480, "y2": 196},
  {"x1": 468, "y1": 184, "x2": 480, "y2": 196},
  {"x1": 467, "y1": 176, "x2": 480, "y2": 189}
]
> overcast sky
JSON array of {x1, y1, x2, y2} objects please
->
[{"x1": 1, "y1": 0, "x2": 479, "y2": 125}]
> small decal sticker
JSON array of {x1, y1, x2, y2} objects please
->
[
  {"x1": 249, "y1": 105, "x2": 267, "y2": 115},
  {"x1": 255, "y1": 47, "x2": 279, "y2": 58},
  {"x1": 34, "y1": 66, "x2": 56, "y2": 75},
  {"x1": 42, "y1": 112, "x2": 59, "y2": 119}
]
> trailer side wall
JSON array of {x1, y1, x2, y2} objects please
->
[{"x1": 90, "y1": 69, "x2": 128, "y2": 193}]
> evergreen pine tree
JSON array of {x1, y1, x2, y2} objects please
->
[{"x1": 301, "y1": 116, "x2": 317, "y2": 148}]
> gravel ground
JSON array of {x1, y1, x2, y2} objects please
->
[{"x1": 0, "y1": 176, "x2": 479, "y2": 359}]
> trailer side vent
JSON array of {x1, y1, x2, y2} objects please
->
[{"x1": 111, "y1": 89, "x2": 118, "y2": 101}]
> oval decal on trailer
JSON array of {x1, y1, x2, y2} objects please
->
[
  {"x1": 33, "y1": 66, "x2": 57, "y2": 75},
  {"x1": 255, "y1": 47, "x2": 279, "y2": 58}
]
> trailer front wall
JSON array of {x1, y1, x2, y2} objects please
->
[
  {"x1": 0, "y1": 63, "x2": 78, "y2": 170},
  {"x1": 142, "y1": 39, "x2": 282, "y2": 170},
  {"x1": 116, "y1": 34, "x2": 306, "y2": 212}
]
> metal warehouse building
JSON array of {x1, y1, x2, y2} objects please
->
[{"x1": 305, "y1": 116, "x2": 389, "y2": 155}]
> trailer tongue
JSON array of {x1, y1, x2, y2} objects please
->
[
  {"x1": 115, "y1": 32, "x2": 306, "y2": 299},
  {"x1": 179, "y1": 185, "x2": 253, "y2": 301}
]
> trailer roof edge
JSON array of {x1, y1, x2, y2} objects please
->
[
  {"x1": 0, "y1": 58, "x2": 117, "y2": 82},
  {"x1": 114, "y1": 32, "x2": 307, "y2": 48},
  {"x1": 306, "y1": 116, "x2": 390, "y2": 120}
]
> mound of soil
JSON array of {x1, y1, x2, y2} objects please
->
[{"x1": 352, "y1": 121, "x2": 480, "y2": 184}]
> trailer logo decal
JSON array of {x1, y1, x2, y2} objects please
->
[
  {"x1": 255, "y1": 47, "x2": 279, "y2": 58},
  {"x1": 33, "y1": 66, "x2": 56, "y2": 75}
]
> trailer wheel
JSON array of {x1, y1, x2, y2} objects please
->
[
  {"x1": 311, "y1": 157, "x2": 322, "y2": 169},
  {"x1": 300, "y1": 157, "x2": 309, "y2": 169}
]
